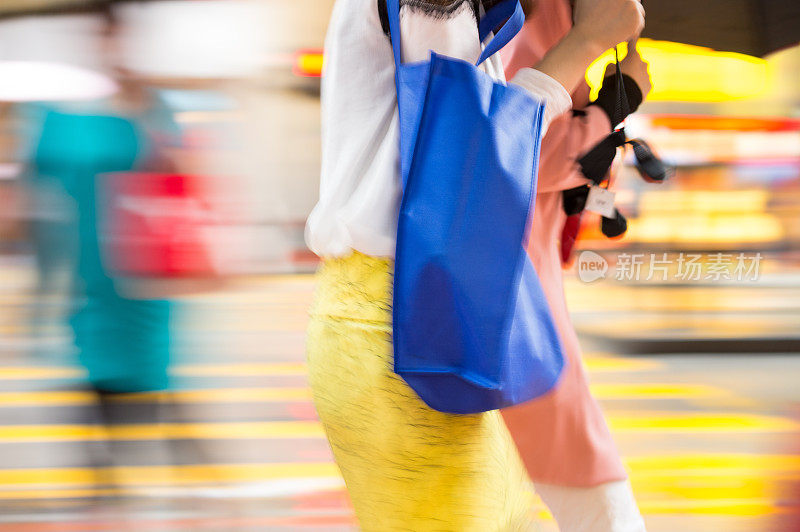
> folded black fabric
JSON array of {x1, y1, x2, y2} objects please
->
[
  {"x1": 577, "y1": 129, "x2": 627, "y2": 185},
  {"x1": 590, "y1": 73, "x2": 643, "y2": 127}
]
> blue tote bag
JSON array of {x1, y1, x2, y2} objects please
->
[{"x1": 389, "y1": 0, "x2": 565, "y2": 415}]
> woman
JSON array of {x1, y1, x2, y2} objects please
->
[
  {"x1": 28, "y1": 8, "x2": 180, "y2": 476},
  {"x1": 499, "y1": 1, "x2": 652, "y2": 530},
  {"x1": 306, "y1": 0, "x2": 644, "y2": 529}
]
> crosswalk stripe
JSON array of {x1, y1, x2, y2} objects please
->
[
  {"x1": 0, "y1": 463, "x2": 338, "y2": 487},
  {"x1": 534, "y1": 498, "x2": 780, "y2": 519},
  {"x1": 0, "y1": 512, "x2": 354, "y2": 530},
  {"x1": 0, "y1": 411, "x2": 795, "y2": 444},
  {"x1": 0, "y1": 355, "x2": 659, "y2": 383},
  {"x1": 174, "y1": 363, "x2": 307, "y2": 377},
  {"x1": 0, "y1": 383, "x2": 730, "y2": 407},
  {"x1": 1, "y1": 458, "x2": 794, "y2": 489},
  {"x1": 583, "y1": 357, "x2": 663, "y2": 372},
  {"x1": 608, "y1": 412, "x2": 800, "y2": 433},
  {"x1": 0, "y1": 487, "x2": 782, "y2": 518},
  {"x1": 0, "y1": 421, "x2": 324, "y2": 442},
  {"x1": 636, "y1": 498, "x2": 780, "y2": 516},
  {"x1": 0, "y1": 363, "x2": 308, "y2": 382},
  {"x1": 590, "y1": 383, "x2": 728, "y2": 399},
  {"x1": 0, "y1": 367, "x2": 81, "y2": 381},
  {"x1": 0, "y1": 388, "x2": 313, "y2": 406},
  {"x1": 0, "y1": 458, "x2": 789, "y2": 518},
  {"x1": 626, "y1": 453, "x2": 800, "y2": 471}
]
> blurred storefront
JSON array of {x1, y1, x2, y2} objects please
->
[
  {"x1": 566, "y1": 43, "x2": 800, "y2": 354},
  {"x1": 0, "y1": 3, "x2": 798, "y2": 280},
  {"x1": 580, "y1": 43, "x2": 800, "y2": 259}
]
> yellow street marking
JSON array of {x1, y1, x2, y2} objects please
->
[
  {"x1": 534, "y1": 498, "x2": 780, "y2": 519},
  {"x1": 0, "y1": 356, "x2": 662, "y2": 381},
  {"x1": 625, "y1": 453, "x2": 800, "y2": 472},
  {"x1": 0, "y1": 421, "x2": 324, "y2": 443},
  {"x1": 608, "y1": 412, "x2": 800, "y2": 433},
  {"x1": 0, "y1": 488, "x2": 118, "y2": 500},
  {"x1": 0, "y1": 454, "x2": 792, "y2": 519},
  {"x1": 160, "y1": 387, "x2": 311, "y2": 402},
  {"x1": 0, "y1": 362, "x2": 308, "y2": 381},
  {"x1": 623, "y1": 455, "x2": 800, "y2": 493},
  {"x1": 0, "y1": 462, "x2": 338, "y2": 488},
  {"x1": 0, "y1": 383, "x2": 726, "y2": 407},
  {"x1": 0, "y1": 367, "x2": 82, "y2": 381},
  {"x1": 589, "y1": 383, "x2": 725, "y2": 400},
  {"x1": 583, "y1": 357, "x2": 663, "y2": 372},
  {"x1": 173, "y1": 363, "x2": 307, "y2": 377},
  {"x1": 637, "y1": 498, "x2": 780, "y2": 516},
  {"x1": 0, "y1": 391, "x2": 93, "y2": 406},
  {"x1": 0, "y1": 388, "x2": 312, "y2": 407},
  {"x1": 0, "y1": 413, "x2": 793, "y2": 445},
  {"x1": 0, "y1": 459, "x2": 786, "y2": 517},
  {"x1": 0, "y1": 484, "x2": 782, "y2": 516},
  {"x1": 629, "y1": 475, "x2": 780, "y2": 503}
]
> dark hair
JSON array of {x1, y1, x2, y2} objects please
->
[
  {"x1": 98, "y1": 2, "x2": 118, "y2": 31},
  {"x1": 379, "y1": 0, "x2": 536, "y2": 35}
]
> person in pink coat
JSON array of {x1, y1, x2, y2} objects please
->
[{"x1": 499, "y1": 0, "x2": 653, "y2": 530}]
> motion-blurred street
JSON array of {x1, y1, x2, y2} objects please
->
[
  {"x1": 0, "y1": 1, "x2": 799, "y2": 530},
  {"x1": 0, "y1": 257, "x2": 798, "y2": 532}
]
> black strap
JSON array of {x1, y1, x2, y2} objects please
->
[
  {"x1": 577, "y1": 129, "x2": 626, "y2": 185},
  {"x1": 612, "y1": 46, "x2": 630, "y2": 131}
]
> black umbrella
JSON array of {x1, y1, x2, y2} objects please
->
[{"x1": 641, "y1": 0, "x2": 800, "y2": 57}]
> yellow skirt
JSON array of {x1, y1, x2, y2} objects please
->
[{"x1": 307, "y1": 251, "x2": 534, "y2": 531}]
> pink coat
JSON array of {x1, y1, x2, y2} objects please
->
[{"x1": 500, "y1": 0, "x2": 628, "y2": 487}]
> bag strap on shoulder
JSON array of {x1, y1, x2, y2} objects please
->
[
  {"x1": 478, "y1": 0, "x2": 521, "y2": 44},
  {"x1": 386, "y1": 0, "x2": 404, "y2": 70},
  {"x1": 386, "y1": 0, "x2": 524, "y2": 68},
  {"x1": 476, "y1": 0, "x2": 524, "y2": 66}
]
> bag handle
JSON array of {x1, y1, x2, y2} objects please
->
[
  {"x1": 386, "y1": 0, "x2": 404, "y2": 70},
  {"x1": 476, "y1": 0, "x2": 524, "y2": 65},
  {"x1": 386, "y1": 0, "x2": 524, "y2": 68},
  {"x1": 478, "y1": 0, "x2": 521, "y2": 44}
]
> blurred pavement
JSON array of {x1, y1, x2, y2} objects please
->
[{"x1": 0, "y1": 258, "x2": 798, "y2": 531}]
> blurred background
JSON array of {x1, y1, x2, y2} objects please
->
[{"x1": 0, "y1": 1, "x2": 798, "y2": 531}]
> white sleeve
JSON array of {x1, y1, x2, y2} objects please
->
[{"x1": 511, "y1": 67, "x2": 574, "y2": 135}]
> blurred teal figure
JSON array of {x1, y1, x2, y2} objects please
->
[{"x1": 33, "y1": 108, "x2": 172, "y2": 395}]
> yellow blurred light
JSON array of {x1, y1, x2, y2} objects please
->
[
  {"x1": 294, "y1": 50, "x2": 324, "y2": 77},
  {"x1": 630, "y1": 214, "x2": 784, "y2": 244},
  {"x1": 607, "y1": 412, "x2": 800, "y2": 433},
  {"x1": 638, "y1": 190, "x2": 770, "y2": 214},
  {"x1": 587, "y1": 40, "x2": 773, "y2": 103},
  {"x1": 649, "y1": 115, "x2": 800, "y2": 132},
  {"x1": 629, "y1": 190, "x2": 785, "y2": 245}
]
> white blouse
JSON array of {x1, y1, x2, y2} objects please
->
[{"x1": 306, "y1": 0, "x2": 572, "y2": 258}]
